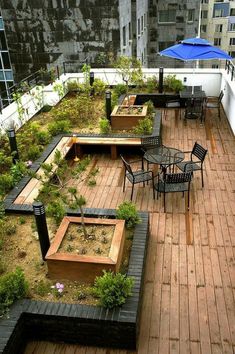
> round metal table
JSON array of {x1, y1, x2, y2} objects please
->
[{"x1": 144, "y1": 146, "x2": 184, "y2": 176}]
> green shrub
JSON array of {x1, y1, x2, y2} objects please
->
[
  {"x1": 10, "y1": 161, "x2": 27, "y2": 185},
  {"x1": 133, "y1": 117, "x2": 153, "y2": 135},
  {"x1": 27, "y1": 145, "x2": 41, "y2": 161},
  {"x1": 99, "y1": 118, "x2": 111, "y2": 134},
  {"x1": 164, "y1": 74, "x2": 184, "y2": 93},
  {"x1": 144, "y1": 100, "x2": 155, "y2": 116},
  {"x1": 0, "y1": 173, "x2": 14, "y2": 195},
  {"x1": 35, "y1": 131, "x2": 51, "y2": 145},
  {"x1": 113, "y1": 84, "x2": 127, "y2": 97},
  {"x1": 0, "y1": 260, "x2": 6, "y2": 275},
  {"x1": 116, "y1": 201, "x2": 141, "y2": 229},
  {"x1": 66, "y1": 80, "x2": 80, "y2": 92},
  {"x1": 92, "y1": 78, "x2": 106, "y2": 96},
  {"x1": 18, "y1": 216, "x2": 26, "y2": 225},
  {"x1": 146, "y1": 76, "x2": 158, "y2": 93},
  {"x1": 48, "y1": 120, "x2": 71, "y2": 136},
  {"x1": 46, "y1": 200, "x2": 65, "y2": 225},
  {"x1": 93, "y1": 271, "x2": 134, "y2": 309},
  {"x1": 111, "y1": 92, "x2": 119, "y2": 109},
  {"x1": 0, "y1": 267, "x2": 28, "y2": 316},
  {"x1": 34, "y1": 280, "x2": 51, "y2": 297},
  {"x1": 6, "y1": 221, "x2": 17, "y2": 235}
]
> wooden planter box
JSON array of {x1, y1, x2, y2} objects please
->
[
  {"x1": 111, "y1": 105, "x2": 148, "y2": 130},
  {"x1": 46, "y1": 216, "x2": 126, "y2": 282}
]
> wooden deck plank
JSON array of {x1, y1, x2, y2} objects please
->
[{"x1": 23, "y1": 107, "x2": 235, "y2": 353}]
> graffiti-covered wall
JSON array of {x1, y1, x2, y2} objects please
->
[{"x1": 1, "y1": 0, "x2": 121, "y2": 80}]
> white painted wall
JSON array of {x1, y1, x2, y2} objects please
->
[{"x1": 0, "y1": 68, "x2": 234, "y2": 135}]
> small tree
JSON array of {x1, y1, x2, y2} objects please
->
[
  {"x1": 115, "y1": 56, "x2": 143, "y2": 106},
  {"x1": 68, "y1": 187, "x2": 88, "y2": 238}
]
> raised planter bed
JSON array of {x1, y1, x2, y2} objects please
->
[
  {"x1": 46, "y1": 216, "x2": 126, "y2": 282},
  {"x1": 111, "y1": 105, "x2": 148, "y2": 130},
  {"x1": 0, "y1": 208, "x2": 149, "y2": 353}
]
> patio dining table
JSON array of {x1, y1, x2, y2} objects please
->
[{"x1": 143, "y1": 146, "x2": 184, "y2": 178}]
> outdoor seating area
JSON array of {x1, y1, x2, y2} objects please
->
[{"x1": 22, "y1": 99, "x2": 235, "y2": 353}]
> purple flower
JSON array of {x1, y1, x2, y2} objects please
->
[{"x1": 25, "y1": 160, "x2": 33, "y2": 168}]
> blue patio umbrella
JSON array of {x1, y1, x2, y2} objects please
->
[{"x1": 159, "y1": 37, "x2": 232, "y2": 61}]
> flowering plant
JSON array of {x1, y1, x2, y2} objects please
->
[{"x1": 51, "y1": 282, "x2": 64, "y2": 297}]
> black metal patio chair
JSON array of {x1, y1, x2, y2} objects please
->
[
  {"x1": 205, "y1": 90, "x2": 224, "y2": 119},
  {"x1": 120, "y1": 155, "x2": 155, "y2": 200},
  {"x1": 176, "y1": 141, "x2": 208, "y2": 187},
  {"x1": 184, "y1": 97, "x2": 205, "y2": 122},
  {"x1": 141, "y1": 135, "x2": 163, "y2": 170},
  {"x1": 154, "y1": 171, "x2": 193, "y2": 212}
]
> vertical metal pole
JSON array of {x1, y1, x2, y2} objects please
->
[
  {"x1": 90, "y1": 71, "x2": 94, "y2": 86},
  {"x1": 33, "y1": 202, "x2": 50, "y2": 261},
  {"x1": 56, "y1": 65, "x2": 60, "y2": 80},
  {"x1": 63, "y1": 62, "x2": 66, "y2": 75},
  {"x1": 7, "y1": 128, "x2": 19, "y2": 164},
  {"x1": 105, "y1": 90, "x2": 112, "y2": 122},
  {"x1": 159, "y1": 67, "x2": 164, "y2": 93}
]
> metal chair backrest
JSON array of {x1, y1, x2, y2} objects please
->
[
  {"x1": 194, "y1": 86, "x2": 202, "y2": 92},
  {"x1": 165, "y1": 172, "x2": 192, "y2": 184},
  {"x1": 191, "y1": 142, "x2": 208, "y2": 163},
  {"x1": 141, "y1": 136, "x2": 162, "y2": 150},
  {"x1": 120, "y1": 155, "x2": 133, "y2": 176},
  {"x1": 218, "y1": 90, "x2": 224, "y2": 103}
]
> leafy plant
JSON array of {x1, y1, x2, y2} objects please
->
[
  {"x1": 116, "y1": 201, "x2": 141, "y2": 229},
  {"x1": 6, "y1": 221, "x2": 17, "y2": 235},
  {"x1": 53, "y1": 82, "x2": 65, "y2": 99},
  {"x1": 164, "y1": 74, "x2": 184, "y2": 93},
  {"x1": 133, "y1": 117, "x2": 153, "y2": 135},
  {"x1": 51, "y1": 282, "x2": 64, "y2": 297},
  {"x1": 0, "y1": 267, "x2": 28, "y2": 316},
  {"x1": 68, "y1": 187, "x2": 87, "y2": 238},
  {"x1": 48, "y1": 119, "x2": 71, "y2": 136},
  {"x1": 34, "y1": 280, "x2": 51, "y2": 297},
  {"x1": 66, "y1": 80, "x2": 80, "y2": 92},
  {"x1": 115, "y1": 56, "x2": 143, "y2": 106},
  {"x1": 93, "y1": 271, "x2": 134, "y2": 309},
  {"x1": 27, "y1": 145, "x2": 41, "y2": 161},
  {"x1": 0, "y1": 173, "x2": 14, "y2": 195},
  {"x1": 35, "y1": 130, "x2": 51, "y2": 145},
  {"x1": 99, "y1": 118, "x2": 111, "y2": 134},
  {"x1": 146, "y1": 76, "x2": 158, "y2": 93},
  {"x1": 46, "y1": 200, "x2": 65, "y2": 225},
  {"x1": 144, "y1": 100, "x2": 155, "y2": 116},
  {"x1": 113, "y1": 83, "x2": 127, "y2": 97},
  {"x1": 92, "y1": 78, "x2": 106, "y2": 96}
]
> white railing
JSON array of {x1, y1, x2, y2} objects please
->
[{"x1": 0, "y1": 68, "x2": 235, "y2": 135}]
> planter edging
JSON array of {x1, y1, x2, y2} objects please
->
[{"x1": 0, "y1": 209, "x2": 149, "y2": 353}]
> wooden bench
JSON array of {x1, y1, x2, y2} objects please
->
[{"x1": 75, "y1": 136, "x2": 141, "y2": 160}]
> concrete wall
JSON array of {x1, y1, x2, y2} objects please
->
[{"x1": 1, "y1": 0, "x2": 121, "y2": 80}]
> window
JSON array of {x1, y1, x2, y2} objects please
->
[
  {"x1": 201, "y1": 10, "x2": 208, "y2": 19},
  {"x1": 228, "y1": 51, "x2": 235, "y2": 57},
  {"x1": 200, "y1": 24, "x2": 207, "y2": 33},
  {"x1": 188, "y1": 9, "x2": 195, "y2": 22},
  {"x1": 137, "y1": 18, "x2": 140, "y2": 36},
  {"x1": 128, "y1": 22, "x2": 132, "y2": 41},
  {"x1": 158, "y1": 41, "x2": 175, "y2": 51},
  {"x1": 214, "y1": 38, "x2": 221, "y2": 46},
  {"x1": 159, "y1": 10, "x2": 176, "y2": 23},
  {"x1": 141, "y1": 15, "x2": 144, "y2": 33},
  {"x1": 230, "y1": 8, "x2": 235, "y2": 16},
  {"x1": 229, "y1": 23, "x2": 235, "y2": 31},
  {"x1": 229, "y1": 38, "x2": 235, "y2": 45},
  {"x1": 201, "y1": 0, "x2": 208, "y2": 3},
  {"x1": 214, "y1": 8, "x2": 224, "y2": 17},
  {"x1": 122, "y1": 26, "x2": 126, "y2": 47},
  {"x1": 144, "y1": 13, "x2": 147, "y2": 28},
  {"x1": 215, "y1": 24, "x2": 223, "y2": 32},
  {"x1": 0, "y1": 18, "x2": 3, "y2": 29}
]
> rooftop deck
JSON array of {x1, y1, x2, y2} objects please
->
[{"x1": 25, "y1": 107, "x2": 235, "y2": 353}]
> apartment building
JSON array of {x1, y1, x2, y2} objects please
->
[
  {"x1": 200, "y1": 0, "x2": 235, "y2": 57},
  {"x1": 0, "y1": 9, "x2": 13, "y2": 106}
]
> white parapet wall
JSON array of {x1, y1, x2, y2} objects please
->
[{"x1": 0, "y1": 68, "x2": 235, "y2": 135}]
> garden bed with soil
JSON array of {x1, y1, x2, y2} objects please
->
[
  {"x1": 111, "y1": 105, "x2": 148, "y2": 130},
  {"x1": 0, "y1": 208, "x2": 149, "y2": 353}
]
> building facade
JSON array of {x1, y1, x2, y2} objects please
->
[{"x1": 200, "y1": 0, "x2": 235, "y2": 58}]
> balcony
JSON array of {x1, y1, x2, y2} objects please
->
[{"x1": 0, "y1": 66, "x2": 235, "y2": 353}]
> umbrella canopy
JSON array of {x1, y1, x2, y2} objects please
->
[{"x1": 159, "y1": 37, "x2": 232, "y2": 61}]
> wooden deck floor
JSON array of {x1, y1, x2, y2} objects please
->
[{"x1": 25, "y1": 108, "x2": 235, "y2": 354}]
